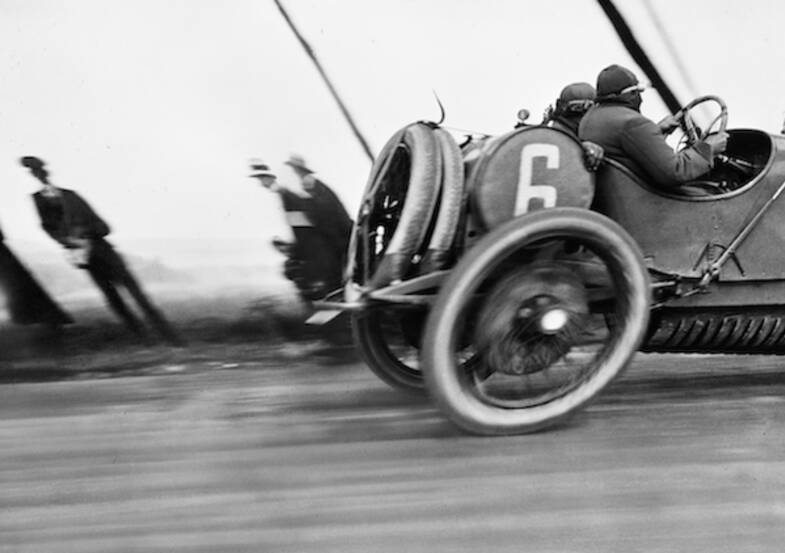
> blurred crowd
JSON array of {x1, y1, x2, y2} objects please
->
[{"x1": 1, "y1": 153, "x2": 352, "y2": 348}]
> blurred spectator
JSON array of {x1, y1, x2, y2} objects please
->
[
  {"x1": 20, "y1": 156, "x2": 182, "y2": 345},
  {"x1": 0, "y1": 221, "x2": 72, "y2": 327},
  {"x1": 284, "y1": 154, "x2": 353, "y2": 264},
  {"x1": 249, "y1": 158, "x2": 351, "y2": 302}
]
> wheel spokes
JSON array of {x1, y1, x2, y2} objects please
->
[{"x1": 457, "y1": 250, "x2": 623, "y2": 409}]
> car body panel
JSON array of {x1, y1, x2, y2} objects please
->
[{"x1": 594, "y1": 129, "x2": 785, "y2": 281}]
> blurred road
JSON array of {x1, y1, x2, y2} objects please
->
[{"x1": 2, "y1": 351, "x2": 785, "y2": 552}]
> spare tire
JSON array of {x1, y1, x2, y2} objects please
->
[
  {"x1": 348, "y1": 122, "x2": 441, "y2": 289},
  {"x1": 421, "y1": 127, "x2": 465, "y2": 272}
]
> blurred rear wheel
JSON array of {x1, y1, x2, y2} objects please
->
[
  {"x1": 351, "y1": 309, "x2": 425, "y2": 394},
  {"x1": 422, "y1": 208, "x2": 650, "y2": 435}
]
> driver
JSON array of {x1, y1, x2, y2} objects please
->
[{"x1": 579, "y1": 64, "x2": 729, "y2": 189}]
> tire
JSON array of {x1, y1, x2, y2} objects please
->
[
  {"x1": 347, "y1": 124, "x2": 460, "y2": 394},
  {"x1": 421, "y1": 208, "x2": 650, "y2": 435},
  {"x1": 351, "y1": 309, "x2": 425, "y2": 394},
  {"x1": 421, "y1": 127, "x2": 465, "y2": 271},
  {"x1": 348, "y1": 122, "x2": 441, "y2": 289}
]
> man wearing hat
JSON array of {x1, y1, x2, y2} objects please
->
[
  {"x1": 284, "y1": 154, "x2": 352, "y2": 256},
  {"x1": 249, "y1": 159, "x2": 281, "y2": 192},
  {"x1": 579, "y1": 64, "x2": 728, "y2": 189},
  {"x1": 20, "y1": 156, "x2": 182, "y2": 345},
  {"x1": 285, "y1": 155, "x2": 352, "y2": 282},
  {"x1": 545, "y1": 82, "x2": 597, "y2": 137},
  {"x1": 250, "y1": 158, "x2": 348, "y2": 302}
]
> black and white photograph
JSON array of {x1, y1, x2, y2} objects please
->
[{"x1": 1, "y1": 1, "x2": 784, "y2": 551}]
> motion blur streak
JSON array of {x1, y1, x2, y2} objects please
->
[{"x1": 1, "y1": 352, "x2": 784, "y2": 552}]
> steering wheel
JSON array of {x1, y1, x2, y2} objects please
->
[
  {"x1": 671, "y1": 96, "x2": 732, "y2": 195},
  {"x1": 672, "y1": 95, "x2": 728, "y2": 147}
]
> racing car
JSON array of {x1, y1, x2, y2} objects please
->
[{"x1": 316, "y1": 94, "x2": 785, "y2": 435}]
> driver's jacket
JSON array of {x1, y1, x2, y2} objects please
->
[{"x1": 579, "y1": 102, "x2": 714, "y2": 188}]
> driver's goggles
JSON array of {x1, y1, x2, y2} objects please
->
[
  {"x1": 564, "y1": 99, "x2": 594, "y2": 113},
  {"x1": 619, "y1": 82, "x2": 651, "y2": 94}
]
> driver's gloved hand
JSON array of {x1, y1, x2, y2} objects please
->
[
  {"x1": 704, "y1": 131, "x2": 729, "y2": 156},
  {"x1": 657, "y1": 114, "x2": 681, "y2": 134}
]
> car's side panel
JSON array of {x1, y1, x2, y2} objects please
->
[{"x1": 594, "y1": 131, "x2": 785, "y2": 281}]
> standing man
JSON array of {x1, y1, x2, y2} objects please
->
[
  {"x1": 20, "y1": 156, "x2": 182, "y2": 345},
  {"x1": 579, "y1": 64, "x2": 728, "y2": 189}
]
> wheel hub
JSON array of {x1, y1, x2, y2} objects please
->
[
  {"x1": 475, "y1": 265, "x2": 589, "y2": 375},
  {"x1": 537, "y1": 307, "x2": 570, "y2": 334}
]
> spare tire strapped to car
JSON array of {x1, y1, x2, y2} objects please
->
[
  {"x1": 421, "y1": 127, "x2": 465, "y2": 272},
  {"x1": 370, "y1": 123, "x2": 441, "y2": 287},
  {"x1": 344, "y1": 127, "x2": 406, "y2": 287},
  {"x1": 351, "y1": 122, "x2": 448, "y2": 289}
]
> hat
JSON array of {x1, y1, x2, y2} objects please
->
[
  {"x1": 249, "y1": 158, "x2": 276, "y2": 178},
  {"x1": 596, "y1": 64, "x2": 639, "y2": 97},
  {"x1": 559, "y1": 82, "x2": 596, "y2": 102},
  {"x1": 284, "y1": 154, "x2": 312, "y2": 173},
  {"x1": 20, "y1": 156, "x2": 46, "y2": 170}
]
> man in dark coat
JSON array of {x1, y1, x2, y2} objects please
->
[
  {"x1": 545, "y1": 82, "x2": 596, "y2": 138},
  {"x1": 20, "y1": 156, "x2": 182, "y2": 344},
  {"x1": 579, "y1": 64, "x2": 728, "y2": 189},
  {"x1": 284, "y1": 154, "x2": 353, "y2": 265},
  {"x1": 250, "y1": 158, "x2": 350, "y2": 302},
  {"x1": 0, "y1": 222, "x2": 72, "y2": 327}
]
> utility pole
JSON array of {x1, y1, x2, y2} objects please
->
[{"x1": 273, "y1": 0, "x2": 375, "y2": 163}]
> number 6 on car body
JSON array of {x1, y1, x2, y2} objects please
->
[
  {"x1": 515, "y1": 143, "x2": 560, "y2": 214},
  {"x1": 471, "y1": 126, "x2": 595, "y2": 231}
]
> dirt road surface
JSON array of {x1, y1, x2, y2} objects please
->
[{"x1": 2, "y1": 349, "x2": 785, "y2": 552}]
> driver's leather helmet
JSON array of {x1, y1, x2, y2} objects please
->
[{"x1": 595, "y1": 64, "x2": 639, "y2": 100}]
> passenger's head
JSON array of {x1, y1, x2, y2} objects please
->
[
  {"x1": 554, "y1": 82, "x2": 596, "y2": 118},
  {"x1": 19, "y1": 156, "x2": 49, "y2": 184},
  {"x1": 595, "y1": 64, "x2": 646, "y2": 109}
]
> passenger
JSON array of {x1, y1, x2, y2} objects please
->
[
  {"x1": 544, "y1": 82, "x2": 596, "y2": 138},
  {"x1": 579, "y1": 64, "x2": 728, "y2": 189}
]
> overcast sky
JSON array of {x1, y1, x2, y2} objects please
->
[{"x1": 1, "y1": 0, "x2": 783, "y2": 262}]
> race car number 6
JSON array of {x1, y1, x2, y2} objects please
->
[{"x1": 514, "y1": 143, "x2": 559, "y2": 214}]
